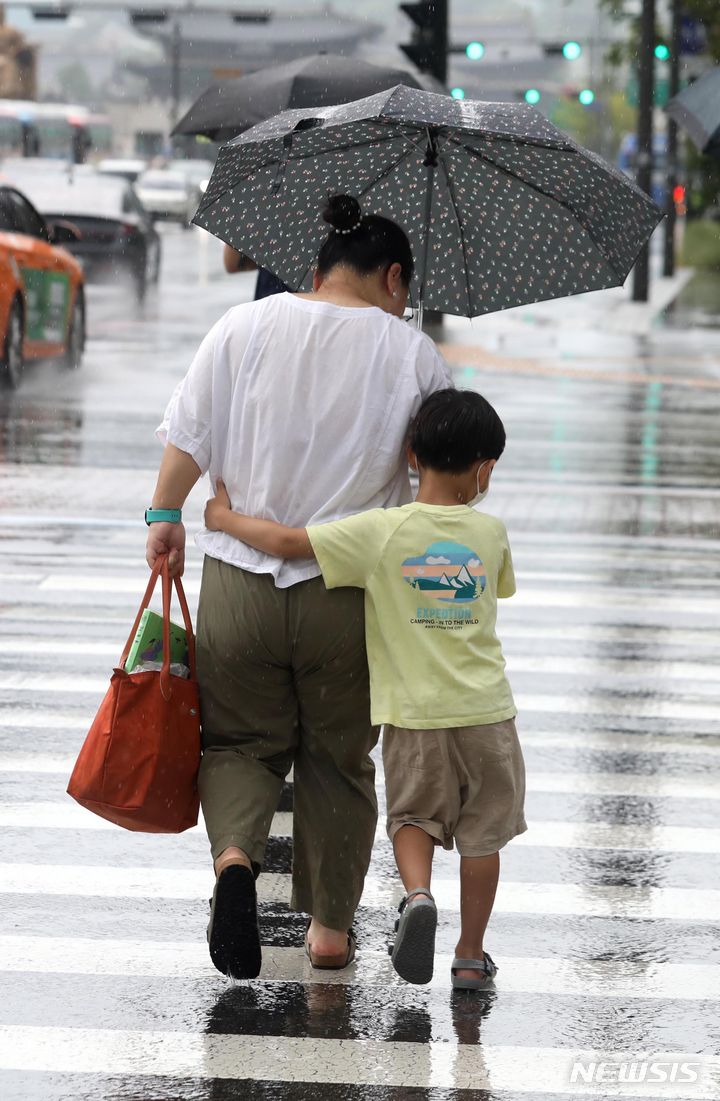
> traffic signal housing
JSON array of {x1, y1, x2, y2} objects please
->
[{"x1": 400, "y1": 0, "x2": 448, "y2": 84}]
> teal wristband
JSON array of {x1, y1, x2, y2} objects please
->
[{"x1": 145, "y1": 508, "x2": 182, "y2": 525}]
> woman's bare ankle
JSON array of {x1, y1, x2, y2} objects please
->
[
  {"x1": 307, "y1": 918, "x2": 348, "y2": 955},
  {"x1": 214, "y1": 846, "x2": 252, "y2": 878}
]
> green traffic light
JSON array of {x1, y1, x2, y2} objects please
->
[
  {"x1": 578, "y1": 88, "x2": 595, "y2": 105},
  {"x1": 524, "y1": 88, "x2": 541, "y2": 105},
  {"x1": 562, "y1": 41, "x2": 582, "y2": 60},
  {"x1": 465, "y1": 41, "x2": 485, "y2": 60},
  {"x1": 654, "y1": 43, "x2": 670, "y2": 60},
  {"x1": 451, "y1": 87, "x2": 466, "y2": 100}
]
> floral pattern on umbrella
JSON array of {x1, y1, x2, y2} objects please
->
[{"x1": 194, "y1": 85, "x2": 663, "y2": 318}]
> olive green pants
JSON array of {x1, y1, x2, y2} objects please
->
[{"x1": 196, "y1": 556, "x2": 379, "y2": 930}]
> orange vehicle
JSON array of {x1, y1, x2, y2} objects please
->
[{"x1": 0, "y1": 184, "x2": 85, "y2": 389}]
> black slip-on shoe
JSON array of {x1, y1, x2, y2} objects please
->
[{"x1": 207, "y1": 865, "x2": 262, "y2": 980}]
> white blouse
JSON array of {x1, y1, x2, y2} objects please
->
[{"x1": 158, "y1": 292, "x2": 452, "y2": 588}]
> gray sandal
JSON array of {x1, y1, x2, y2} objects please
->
[
  {"x1": 391, "y1": 887, "x2": 437, "y2": 985},
  {"x1": 451, "y1": 951, "x2": 498, "y2": 990}
]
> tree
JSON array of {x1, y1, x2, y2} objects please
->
[{"x1": 55, "y1": 63, "x2": 94, "y2": 105}]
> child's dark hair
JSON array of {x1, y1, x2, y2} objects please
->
[
  {"x1": 409, "y1": 389, "x2": 506, "y2": 473},
  {"x1": 317, "y1": 194, "x2": 414, "y2": 286}
]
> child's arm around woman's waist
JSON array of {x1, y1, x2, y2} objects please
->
[{"x1": 204, "y1": 479, "x2": 315, "y2": 560}]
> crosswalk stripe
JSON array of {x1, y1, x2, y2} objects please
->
[
  {"x1": 1, "y1": 864, "x2": 717, "y2": 921},
  {"x1": 0, "y1": 717, "x2": 715, "y2": 757},
  {"x1": 7, "y1": 617, "x2": 720, "y2": 653},
  {"x1": 4, "y1": 674, "x2": 716, "y2": 724},
  {"x1": 0, "y1": 804, "x2": 294, "y2": 835},
  {"x1": 0, "y1": 1026, "x2": 716, "y2": 1097},
  {"x1": 1, "y1": 936, "x2": 718, "y2": 1001},
  {"x1": 2, "y1": 802, "x2": 719, "y2": 855},
  {"x1": 3, "y1": 639, "x2": 717, "y2": 683},
  {"x1": 526, "y1": 771, "x2": 719, "y2": 800},
  {"x1": 11, "y1": 570, "x2": 720, "y2": 618},
  {"x1": 1, "y1": 749, "x2": 715, "y2": 798},
  {"x1": 516, "y1": 693, "x2": 720, "y2": 722},
  {"x1": 518, "y1": 730, "x2": 720, "y2": 756}
]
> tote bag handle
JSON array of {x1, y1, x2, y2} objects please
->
[{"x1": 119, "y1": 555, "x2": 196, "y2": 698}]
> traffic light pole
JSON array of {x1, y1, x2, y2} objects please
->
[
  {"x1": 170, "y1": 18, "x2": 181, "y2": 130},
  {"x1": 632, "y1": 0, "x2": 655, "y2": 302},
  {"x1": 400, "y1": 0, "x2": 447, "y2": 85},
  {"x1": 662, "y1": 0, "x2": 681, "y2": 278}
]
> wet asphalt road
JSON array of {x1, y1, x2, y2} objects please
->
[{"x1": 0, "y1": 228, "x2": 719, "y2": 1101}]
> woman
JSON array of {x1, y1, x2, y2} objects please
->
[{"x1": 146, "y1": 194, "x2": 452, "y2": 979}]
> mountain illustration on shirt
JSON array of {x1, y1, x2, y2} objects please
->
[{"x1": 401, "y1": 541, "x2": 486, "y2": 603}]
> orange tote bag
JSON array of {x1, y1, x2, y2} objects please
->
[{"x1": 67, "y1": 554, "x2": 201, "y2": 833}]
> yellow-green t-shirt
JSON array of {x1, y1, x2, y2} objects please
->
[{"x1": 307, "y1": 502, "x2": 516, "y2": 730}]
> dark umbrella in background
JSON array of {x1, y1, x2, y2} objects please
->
[
  {"x1": 173, "y1": 54, "x2": 430, "y2": 143},
  {"x1": 666, "y1": 66, "x2": 720, "y2": 156},
  {"x1": 194, "y1": 85, "x2": 663, "y2": 322}
]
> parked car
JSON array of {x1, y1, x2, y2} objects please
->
[
  {"x1": 0, "y1": 184, "x2": 85, "y2": 389},
  {"x1": 135, "y1": 169, "x2": 198, "y2": 227},
  {"x1": 97, "y1": 158, "x2": 148, "y2": 184},
  {"x1": 171, "y1": 158, "x2": 213, "y2": 195},
  {"x1": 1, "y1": 166, "x2": 161, "y2": 301}
]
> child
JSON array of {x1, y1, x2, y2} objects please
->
[{"x1": 204, "y1": 388, "x2": 526, "y2": 989}]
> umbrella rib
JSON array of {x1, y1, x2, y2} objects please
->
[
  {"x1": 291, "y1": 139, "x2": 423, "y2": 292},
  {"x1": 447, "y1": 138, "x2": 626, "y2": 281},
  {"x1": 436, "y1": 147, "x2": 474, "y2": 318}
]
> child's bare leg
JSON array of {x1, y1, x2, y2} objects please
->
[
  {"x1": 454, "y1": 851, "x2": 499, "y2": 980},
  {"x1": 393, "y1": 825, "x2": 435, "y2": 899}
]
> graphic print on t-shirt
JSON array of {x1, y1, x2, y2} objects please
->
[{"x1": 401, "y1": 541, "x2": 486, "y2": 602}]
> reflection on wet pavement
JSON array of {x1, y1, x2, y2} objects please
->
[{"x1": 0, "y1": 231, "x2": 719, "y2": 1100}]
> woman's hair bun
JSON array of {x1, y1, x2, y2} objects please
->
[{"x1": 322, "y1": 193, "x2": 362, "y2": 232}]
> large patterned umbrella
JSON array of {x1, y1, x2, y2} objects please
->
[{"x1": 194, "y1": 85, "x2": 663, "y2": 318}]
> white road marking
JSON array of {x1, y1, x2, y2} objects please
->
[
  {"x1": 1, "y1": 864, "x2": 717, "y2": 921},
  {"x1": 2, "y1": 638, "x2": 717, "y2": 683},
  {"x1": 0, "y1": 714, "x2": 715, "y2": 756},
  {"x1": 0, "y1": 804, "x2": 293, "y2": 836},
  {"x1": 1, "y1": 936, "x2": 718, "y2": 1001},
  {"x1": 5, "y1": 569, "x2": 719, "y2": 620},
  {"x1": 0, "y1": 1027, "x2": 716, "y2": 1097},
  {"x1": 2, "y1": 673, "x2": 718, "y2": 727},
  {"x1": 2, "y1": 801, "x2": 719, "y2": 856}
]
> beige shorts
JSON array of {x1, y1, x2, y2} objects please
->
[{"x1": 383, "y1": 718, "x2": 527, "y2": 857}]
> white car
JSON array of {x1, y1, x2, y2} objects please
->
[
  {"x1": 97, "y1": 158, "x2": 148, "y2": 184},
  {"x1": 172, "y1": 158, "x2": 214, "y2": 195},
  {"x1": 135, "y1": 169, "x2": 197, "y2": 227}
]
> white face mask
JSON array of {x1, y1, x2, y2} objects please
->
[{"x1": 467, "y1": 462, "x2": 490, "y2": 508}]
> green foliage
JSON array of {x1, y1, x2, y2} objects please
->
[
  {"x1": 55, "y1": 63, "x2": 94, "y2": 104},
  {"x1": 684, "y1": 0, "x2": 720, "y2": 61},
  {"x1": 680, "y1": 219, "x2": 720, "y2": 269},
  {"x1": 686, "y1": 145, "x2": 720, "y2": 216},
  {"x1": 600, "y1": 0, "x2": 720, "y2": 63},
  {"x1": 607, "y1": 90, "x2": 637, "y2": 155},
  {"x1": 550, "y1": 97, "x2": 596, "y2": 147}
]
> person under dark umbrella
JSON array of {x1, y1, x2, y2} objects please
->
[
  {"x1": 146, "y1": 194, "x2": 452, "y2": 980},
  {"x1": 222, "y1": 245, "x2": 289, "y2": 300}
]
